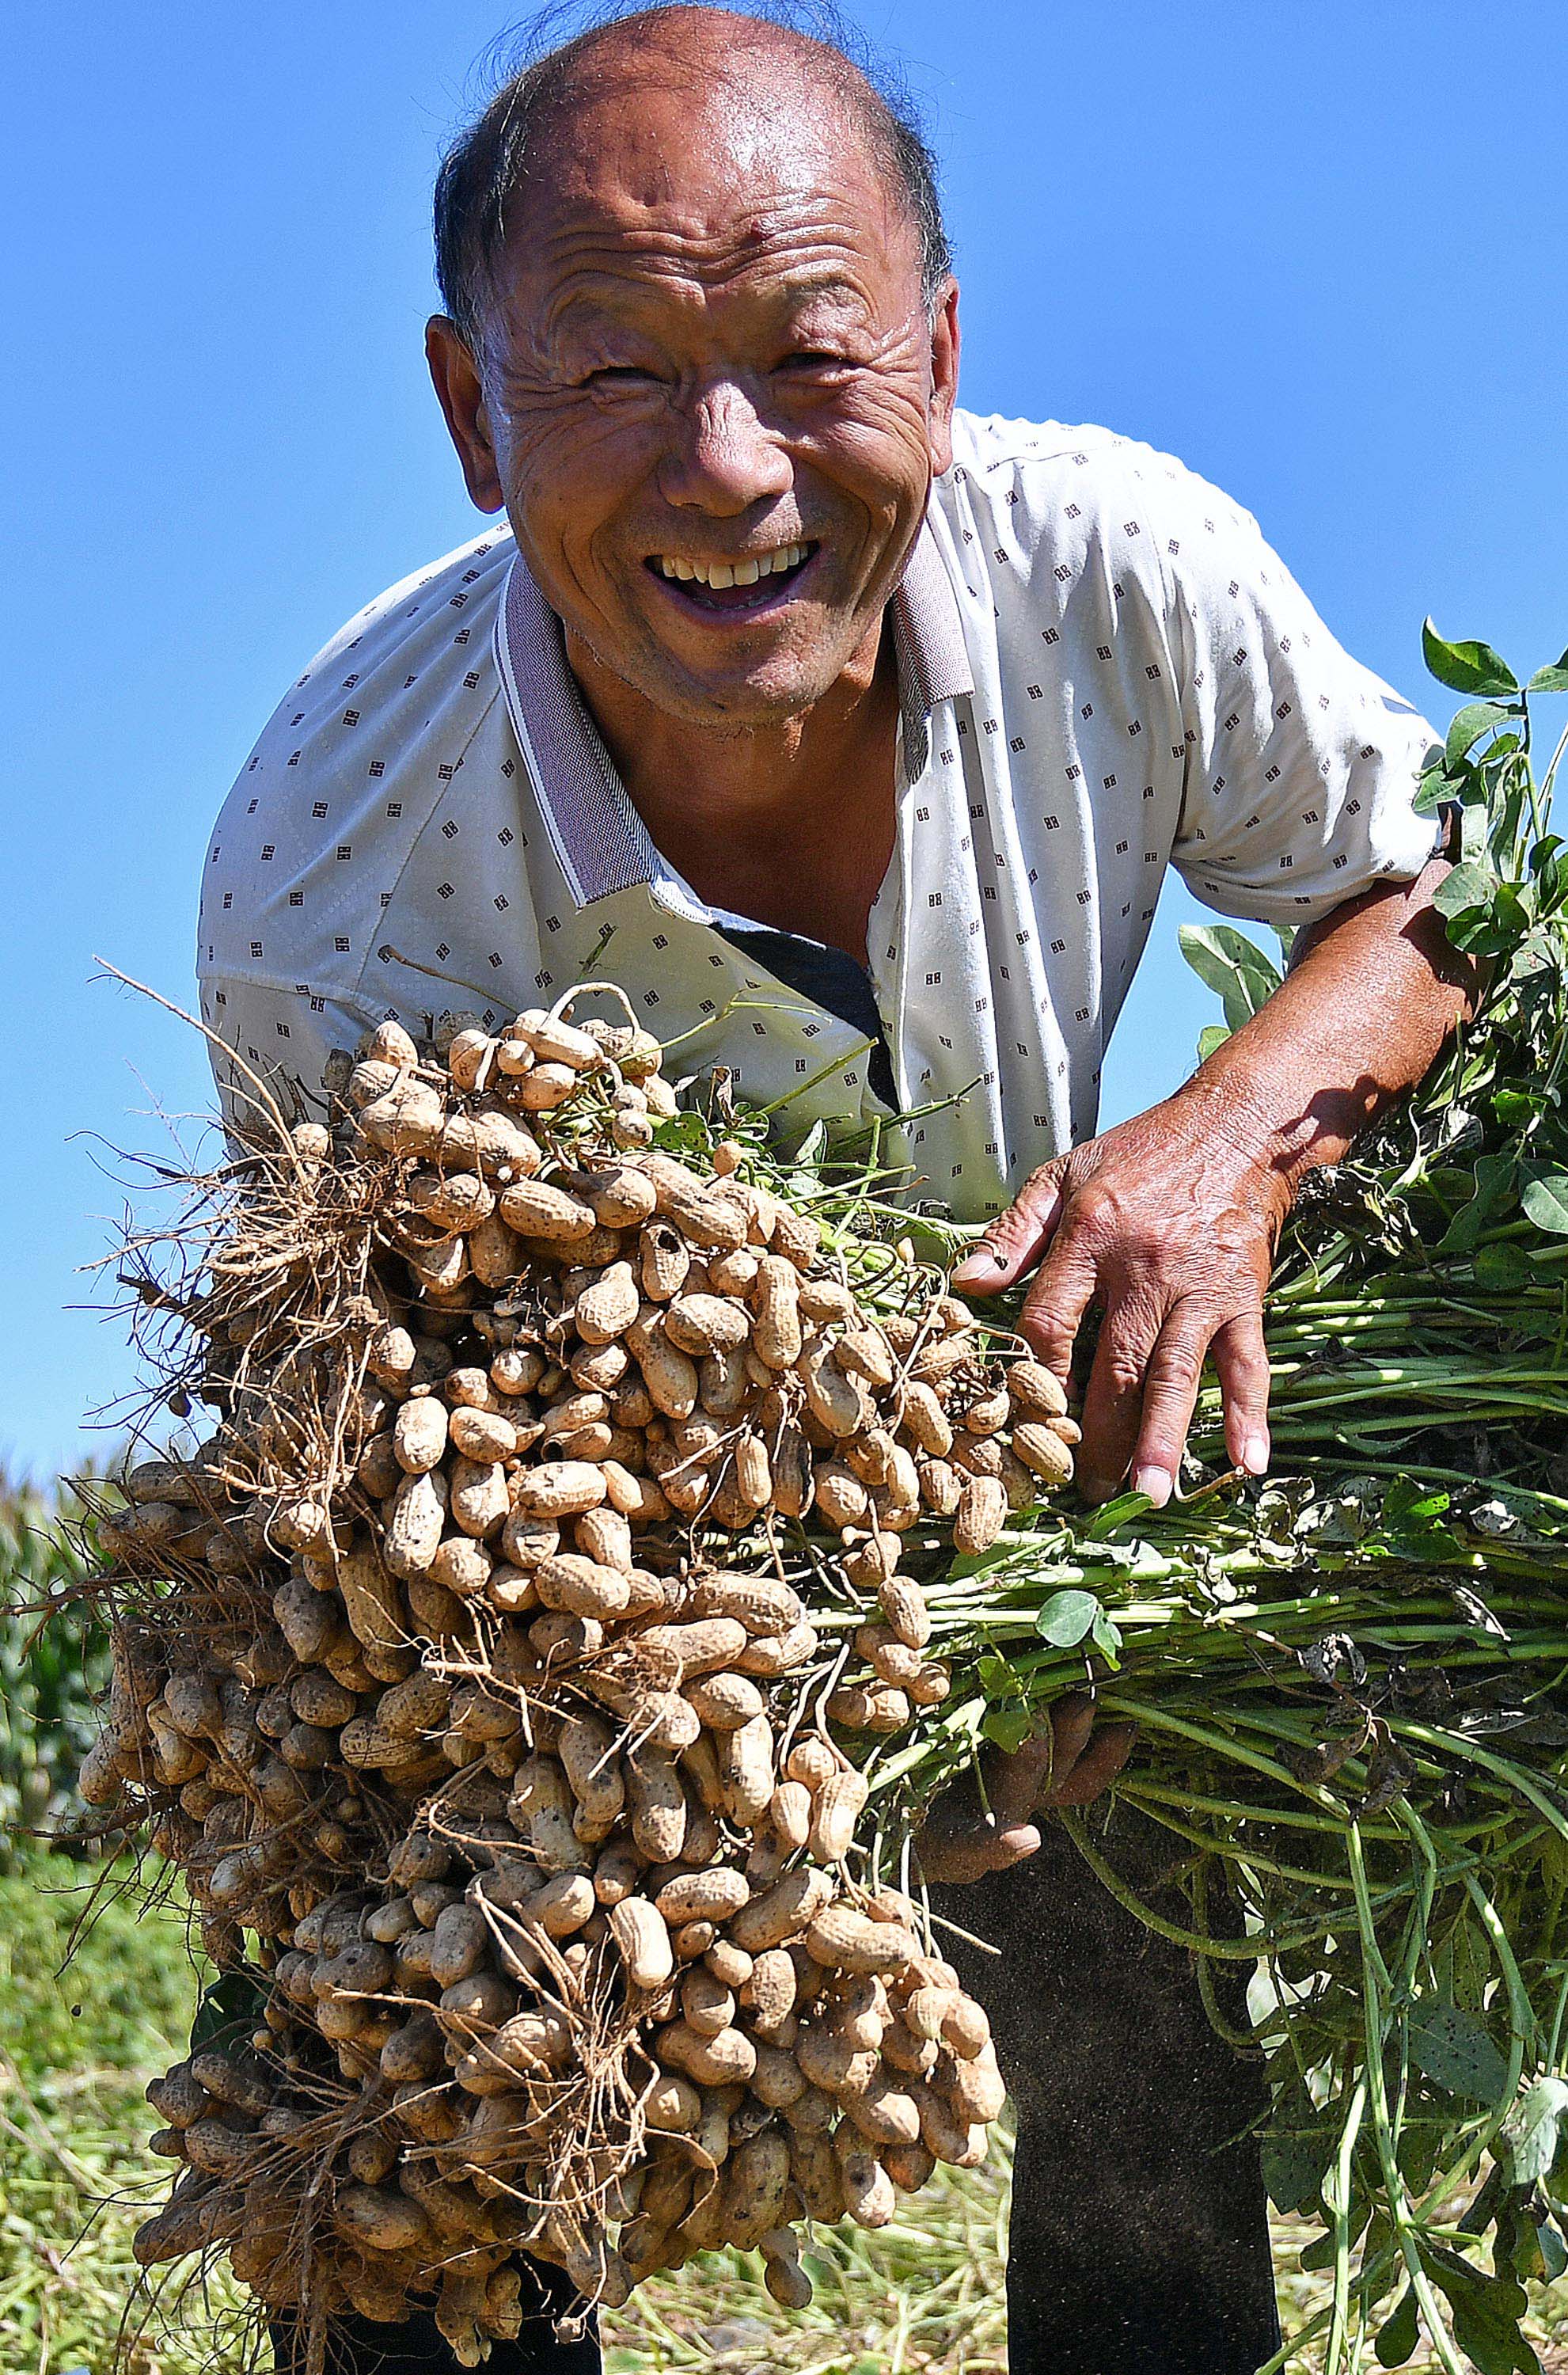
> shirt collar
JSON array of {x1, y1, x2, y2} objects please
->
[{"x1": 492, "y1": 515, "x2": 974, "y2": 909}]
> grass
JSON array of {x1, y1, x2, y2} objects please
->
[
  {"x1": 6, "y1": 1849, "x2": 1568, "y2": 2373},
  {"x1": 0, "y1": 1852, "x2": 249, "y2": 2374},
  {"x1": 0, "y1": 1469, "x2": 109, "y2": 1872},
  {"x1": 599, "y1": 2142, "x2": 1012, "y2": 2375}
]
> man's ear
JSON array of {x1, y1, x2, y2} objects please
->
[
  {"x1": 928, "y1": 276, "x2": 961, "y2": 477},
  {"x1": 426, "y1": 316, "x2": 506, "y2": 514}
]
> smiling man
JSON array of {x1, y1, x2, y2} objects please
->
[{"x1": 202, "y1": 7, "x2": 1475, "y2": 2371}]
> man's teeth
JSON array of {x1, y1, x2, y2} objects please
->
[{"x1": 658, "y1": 542, "x2": 810, "y2": 587}]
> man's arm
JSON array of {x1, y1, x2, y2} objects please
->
[
  {"x1": 918, "y1": 860, "x2": 1475, "y2": 1885},
  {"x1": 951, "y1": 856, "x2": 1480, "y2": 1502}
]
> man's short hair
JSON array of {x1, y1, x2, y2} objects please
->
[{"x1": 434, "y1": 2, "x2": 953, "y2": 348}]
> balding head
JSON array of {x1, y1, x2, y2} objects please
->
[
  {"x1": 435, "y1": 4, "x2": 951, "y2": 346},
  {"x1": 424, "y1": 2, "x2": 960, "y2": 736}
]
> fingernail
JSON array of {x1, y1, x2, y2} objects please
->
[
  {"x1": 1131, "y1": 1465, "x2": 1173, "y2": 1508},
  {"x1": 952, "y1": 1245, "x2": 1007, "y2": 1283},
  {"x1": 1242, "y1": 1434, "x2": 1270, "y2": 1476}
]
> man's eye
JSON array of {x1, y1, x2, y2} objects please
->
[
  {"x1": 583, "y1": 364, "x2": 659, "y2": 388},
  {"x1": 778, "y1": 351, "x2": 846, "y2": 370}
]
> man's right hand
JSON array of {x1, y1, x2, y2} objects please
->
[{"x1": 913, "y1": 1695, "x2": 1135, "y2": 1884}]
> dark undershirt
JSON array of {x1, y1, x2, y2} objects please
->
[{"x1": 710, "y1": 923, "x2": 899, "y2": 1112}]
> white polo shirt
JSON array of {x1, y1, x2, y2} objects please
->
[{"x1": 197, "y1": 412, "x2": 1438, "y2": 1222}]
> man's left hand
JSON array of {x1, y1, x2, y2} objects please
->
[
  {"x1": 951, "y1": 1085, "x2": 1289, "y2": 1505},
  {"x1": 914, "y1": 1695, "x2": 1137, "y2": 1883}
]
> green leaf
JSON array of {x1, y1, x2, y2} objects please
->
[
  {"x1": 1522, "y1": 1172, "x2": 1568, "y2": 1235},
  {"x1": 1437, "y1": 1150, "x2": 1517, "y2": 1255},
  {"x1": 1492, "y1": 1086, "x2": 1548, "y2": 1126},
  {"x1": 1084, "y1": 1488, "x2": 1154, "y2": 1538},
  {"x1": 1417, "y1": 2240, "x2": 1538, "y2": 2375},
  {"x1": 1446, "y1": 907, "x2": 1517, "y2": 957},
  {"x1": 1451, "y1": 2296, "x2": 1539, "y2": 2375},
  {"x1": 1474, "y1": 1242, "x2": 1534, "y2": 1293},
  {"x1": 1432, "y1": 861, "x2": 1497, "y2": 919},
  {"x1": 1502, "y1": 2076, "x2": 1568, "y2": 2189},
  {"x1": 1525, "y1": 648, "x2": 1568, "y2": 694},
  {"x1": 1414, "y1": 764, "x2": 1453, "y2": 816},
  {"x1": 1446, "y1": 701, "x2": 1510, "y2": 765},
  {"x1": 1035, "y1": 1588, "x2": 1101, "y2": 1648},
  {"x1": 1259, "y1": 2122, "x2": 1334, "y2": 2214},
  {"x1": 1178, "y1": 922, "x2": 1281, "y2": 1031},
  {"x1": 1089, "y1": 1606, "x2": 1124, "y2": 1664},
  {"x1": 1406, "y1": 1998, "x2": 1509, "y2": 2100},
  {"x1": 1195, "y1": 1023, "x2": 1231, "y2": 1063},
  {"x1": 1374, "y1": 2286, "x2": 1420, "y2": 2367},
  {"x1": 1423, "y1": 619, "x2": 1520, "y2": 699},
  {"x1": 1384, "y1": 1480, "x2": 1452, "y2": 1526},
  {"x1": 191, "y1": 1970, "x2": 266, "y2": 2051},
  {"x1": 980, "y1": 1704, "x2": 1033, "y2": 1754},
  {"x1": 1510, "y1": 929, "x2": 1559, "y2": 984}
]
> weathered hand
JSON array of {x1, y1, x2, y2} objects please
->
[
  {"x1": 913, "y1": 1696, "x2": 1136, "y2": 1884},
  {"x1": 951, "y1": 1088, "x2": 1291, "y2": 1506}
]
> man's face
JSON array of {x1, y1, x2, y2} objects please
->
[{"x1": 454, "y1": 54, "x2": 959, "y2": 728}]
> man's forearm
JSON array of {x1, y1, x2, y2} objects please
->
[{"x1": 1169, "y1": 859, "x2": 1480, "y2": 1199}]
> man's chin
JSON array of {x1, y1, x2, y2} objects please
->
[
  {"x1": 606, "y1": 625, "x2": 847, "y2": 732},
  {"x1": 638, "y1": 667, "x2": 833, "y2": 732}
]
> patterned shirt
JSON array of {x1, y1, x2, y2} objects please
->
[{"x1": 198, "y1": 412, "x2": 1439, "y2": 1222}]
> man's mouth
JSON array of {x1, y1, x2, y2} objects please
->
[{"x1": 644, "y1": 539, "x2": 818, "y2": 615}]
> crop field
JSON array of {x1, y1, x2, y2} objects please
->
[{"x1": 6, "y1": 1841, "x2": 1568, "y2": 2373}]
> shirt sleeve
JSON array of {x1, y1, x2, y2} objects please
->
[
  {"x1": 1152, "y1": 463, "x2": 1441, "y2": 924},
  {"x1": 196, "y1": 970, "x2": 372, "y2": 1135}
]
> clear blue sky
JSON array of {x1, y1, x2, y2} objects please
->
[{"x1": 3, "y1": 0, "x2": 1566, "y2": 1482}]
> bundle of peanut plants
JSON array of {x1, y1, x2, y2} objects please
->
[{"x1": 84, "y1": 977, "x2": 1073, "y2": 2370}]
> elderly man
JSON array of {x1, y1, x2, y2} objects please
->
[{"x1": 202, "y1": 8, "x2": 1473, "y2": 2370}]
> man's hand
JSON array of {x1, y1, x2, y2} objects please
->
[
  {"x1": 914, "y1": 1696, "x2": 1137, "y2": 1883},
  {"x1": 952, "y1": 862, "x2": 1479, "y2": 1505},
  {"x1": 951, "y1": 1090, "x2": 1287, "y2": 1506}
]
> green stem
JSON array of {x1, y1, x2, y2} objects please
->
[
  {"x1": 1324, "y1": 2075, "x2": 1369, "y2": 2375},
  {"x1": 1346, "y1": 1822, "x2": 1467, "y2": 2375}
]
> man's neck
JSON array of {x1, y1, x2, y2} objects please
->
[{"x1": 564, "y1": 621, "x2": 900, "y2": 968}]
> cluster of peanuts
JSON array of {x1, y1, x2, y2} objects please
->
[{"x1": 89, "y1": 991, "x2": 1076, "y2": 2359}]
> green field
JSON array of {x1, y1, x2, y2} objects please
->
[{"x1": 5, "y1": 1845, "x2": 1568, "y2": 2374}]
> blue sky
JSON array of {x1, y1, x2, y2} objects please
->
[{"x1": 3, "y1": 0, "x2": 1566, "y2": 1480}]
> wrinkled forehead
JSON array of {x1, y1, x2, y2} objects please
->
[{"x1": 502, "y1": 54, "x2": 920, "y2": 310}]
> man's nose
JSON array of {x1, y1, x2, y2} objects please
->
[{"x1": 656, "y1": 379, "x2": 793, "y2": 515}]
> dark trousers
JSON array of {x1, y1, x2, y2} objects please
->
[
  {"x1": 936, "y1": 1814, "x2": 1281, "y2": 2375},
  {"x1": 274, "y1": 1818, "x2": 1278, "y2": 2375}
]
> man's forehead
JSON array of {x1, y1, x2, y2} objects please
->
[{"x1": 519, "y1": 48, "x2": 906, "y2": 267}]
